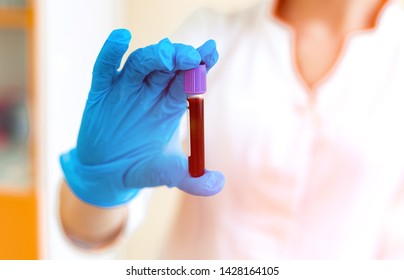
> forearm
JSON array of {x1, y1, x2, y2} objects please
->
[{"x1": 59, "y1": 180, "x2": 128, "y2": 250}]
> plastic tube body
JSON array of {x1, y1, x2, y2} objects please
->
[
  {"x1": 187, "y1": 94, "x2": 205, "y2": 177},
  {"x1": 184, "y1": 64, "x2": 206, "y2": 178}
]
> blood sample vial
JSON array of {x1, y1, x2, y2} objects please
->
[{"x1": 184, "y1": 64, "x2": 206, "y2": 178}]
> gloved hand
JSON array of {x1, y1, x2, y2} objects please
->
[{"x1": 60, "y1": 29, "x2": 225, "y2": 208}]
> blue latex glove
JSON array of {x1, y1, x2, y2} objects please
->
[{"x1": 60, "y1": 29, "x2": 225, "y2": 208}]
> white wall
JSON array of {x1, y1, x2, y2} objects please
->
[
  {"x1": 123, "y1": 0, "x2": 261, "y2": 49},
  {"x1": 38, "y1": 0, "x2": 127, "y2": 259}
]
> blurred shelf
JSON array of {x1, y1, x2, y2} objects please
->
[
  {"x1": 0, "y1": 193, "x2": 38, "y2": 259},
  {"x1": 0, "y1": 0, "x2": 39, "y2": 259},
  {"x1": 0, "y1": 7, "x2": 32, "y2": 28}
]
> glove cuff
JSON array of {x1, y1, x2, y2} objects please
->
[{"x1": 60, "y1": 149, "x2": 140, "y2": 208}]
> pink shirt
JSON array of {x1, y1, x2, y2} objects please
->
[{"x1": 157, "y1": 0, "x2": 404, "y2": 259}]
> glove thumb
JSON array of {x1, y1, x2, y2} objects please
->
[{"x1": 126, "y1": 155, "x2": 225, "y2": 196}]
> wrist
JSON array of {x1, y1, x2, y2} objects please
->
[
  {"x1": 59, "y1": 180, "x2": 129, "y2": 250},
  {"x1": 60, "y1": 149, "x2": 140, "y2": 207}
]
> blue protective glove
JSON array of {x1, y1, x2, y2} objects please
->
[{"x1": 60, "y1": 29, "x2": 225, "y2": 208}]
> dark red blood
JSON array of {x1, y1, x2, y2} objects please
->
[{"x1": 188, "y1": 97, "x2": 205, "y2": 177}]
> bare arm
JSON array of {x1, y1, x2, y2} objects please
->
[{"x1": 58, "y1": 180, "x2": 128, "y2": 250}]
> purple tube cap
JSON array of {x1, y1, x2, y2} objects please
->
[{"x1": 184, "y1": 64, "x2": 206, "y2": 95}]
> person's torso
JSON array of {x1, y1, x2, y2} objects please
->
[{"x1": 162, "y1": 0, "x2": 404, "y2": 259}]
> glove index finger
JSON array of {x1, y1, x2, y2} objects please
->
[
  {"x1": 173, "y1": 43, "x2": 201, "y2": 70},
  {"x1": 91, "y1": 29, "x2": 131, "y2": 94},
  {"x1": 166, "y1": 40, "x2": 218, "y2": 103},
  {"x1": 145, "y1": 43, "x2": 201, "y2": 95},
  {"x1": 121, "y1": 38, "x2": 176, "y2": 87}
]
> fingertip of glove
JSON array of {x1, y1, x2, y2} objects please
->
[
  {"x1": 198, "y1": 39, "x2": 219, "y2": 71},
  {"x1": 158, "y1": 38, "x2": 176, "y2": 71},
  {"x1": 177, "y1": 170, "x2": 225, "y2": 196},
  {"x1": 205, "y1": 39, "x2": 217, "y2": 49},
  {"x1": 207, "y1": 50, "x2": 219, "y2": 69},
  {"x1": 108, "y1": 29, "x2": 132, "y2": 44},
  {"x1": 198, "y1": 39, "x2": 217, "y2": 54},
  {"x1": 204, "y1": 170, "x2": 225, "y2": 195},
  {"x1": 178, "y1": 48, "x2": 201, "y2": 70}
]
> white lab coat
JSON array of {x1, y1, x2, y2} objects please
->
[{"x1": 125, "y1": 0, "x2": 404, "y2": 259}]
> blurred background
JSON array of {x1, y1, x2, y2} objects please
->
[
  {"x1": 0, "y1": 0, "x2": 261, "y2": 259},
  {"x1": 3, "y1": 0, "x2": 404, "y2": 260}
]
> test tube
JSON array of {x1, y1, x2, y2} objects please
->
[{"x1": 184, "y1": 64, "x2": 206, "y2": 178}]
